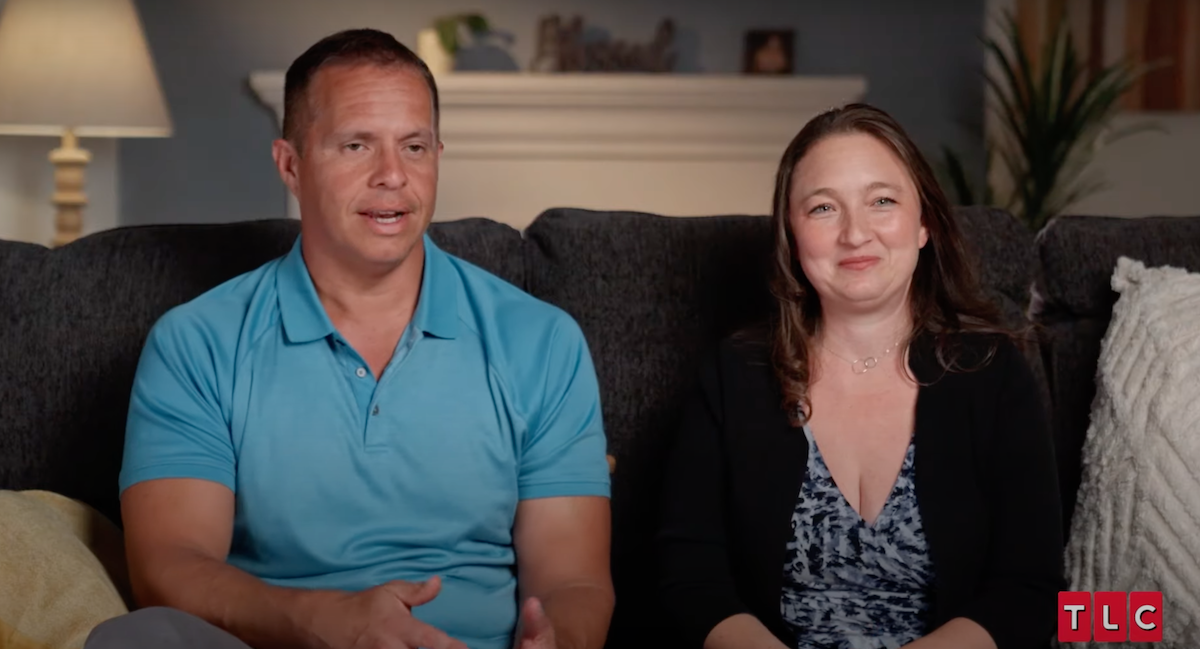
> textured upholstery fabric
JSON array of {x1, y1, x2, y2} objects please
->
[
  {"x1": 525, "y1": 208, "x2": 776, "y2": 645},
  {"x1": 0, "y1": 218, "x2": 524, "y2": 526},
  {"x1": 426, "y1": 217, "x2": 527, "y2": 288},
  {"x1": 954, "y1": 206, "x2": 1043, "y2": 305},
  {"x1": 0, "y1": 490, "x2": 130, "y2": 649},
  {"x1": 1038, "y1": 215, "x2": 1200, "y2": 316},
  {"x1": 1064, "y1": 258, "x2": 1200, "y2": 647},
  {"x1": 1034, "y1": 215, "x2": 1200, "y2": 536}
]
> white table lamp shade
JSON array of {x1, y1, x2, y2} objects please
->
[{"x1": 0, "y1": 0, "x2": 171, "y2": 137}]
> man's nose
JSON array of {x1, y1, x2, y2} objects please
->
[{"x1": 369, "y1": 148, "x2": 407, "y2": 189}]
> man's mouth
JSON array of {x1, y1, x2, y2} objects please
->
[{"x1": 362, "y1": 210, "x2": 406, "y2": 224}]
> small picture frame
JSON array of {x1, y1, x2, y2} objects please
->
[{"x1": 743, "y1": 29, "x2": 794, "y2": 75}]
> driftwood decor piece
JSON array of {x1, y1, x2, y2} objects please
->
[{"x1": 530, "y1": 15, "x2": 677, "y2": 73}]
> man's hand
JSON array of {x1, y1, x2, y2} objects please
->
[
  {"x1": 515, "y1": 597, "x2": 557, "y2": 649},
  {"x1": 305, "y1": 576, "x2": 468, "y2": 649}
]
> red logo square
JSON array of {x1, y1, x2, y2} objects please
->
[
  {"x1": 1130, "y1": 591, "x2": 1163, "y2": 642},
  {"x1": 1058, "y1": 591, "x2": 1092, "y2": 642},
  {"x1": 1094, "y1": 592, "x2": 1128, "y2": 641}
]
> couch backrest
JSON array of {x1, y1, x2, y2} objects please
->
[
  {"x1": 524, "y1": 208, "x2": 777, "y2": 645},
  {"x1": 1033, "y1": 214, "x2": 1200, "y2": 533}
]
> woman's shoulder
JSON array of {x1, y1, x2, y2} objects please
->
[
  {"x1": 910, "y1": 329, "x2": 1033, "y2": 388},
  {"x1": 715, "y1": 321, "x2": 775, "y2": 370},
  {"x1": 683, "y1": 322, "x2": 778, "y2": 399}
]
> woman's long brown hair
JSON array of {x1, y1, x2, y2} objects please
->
[{"x1": 769, "y1": 103, "x2": 1011, "y2": 426}]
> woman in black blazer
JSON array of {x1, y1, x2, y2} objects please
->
[{"x1": 657, "y1": 104, "x2": 1064, "y2": 649}]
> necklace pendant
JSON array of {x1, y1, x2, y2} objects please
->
[{"x1": 863, "y1": 356, "x2": 878, "y2": 370}]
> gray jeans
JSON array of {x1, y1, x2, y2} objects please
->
[{"x1": 86, "y1": 608, "x2": 252, "y2": 649}]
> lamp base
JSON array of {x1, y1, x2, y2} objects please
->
[{"x1": 49, "y1": 129, "x2": 90, "y2": 248}]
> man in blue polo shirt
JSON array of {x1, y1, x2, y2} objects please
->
[{"x1": 86, "y1": 28, "x2": 612, "y2": 649}]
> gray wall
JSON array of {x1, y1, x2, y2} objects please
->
[{"x1": 122, "y1": 0, "x2": 986, "y2": 226}]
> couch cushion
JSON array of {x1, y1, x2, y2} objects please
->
[
  {"x1": 0, "y1": 217, "x2": 524, "y2": 526},
  {"x1": 521, "y1": 205, "x2": 1040, "y2": 647},
  {"x1": 1064, "y1": 258, "x2": 1200, "y2": 647},
  {"x1": 426, "y1": 217, "x2": 527, "y2": 287},
  {"x1": 955, "y1": 206, "x2": 1042, "y2": 305},
  {"x1": 1038, "y1": 215, "x2": 1200, "y2": 317},
  {"x1": 1034, "y1": 215, "x2": 1200, "y2": 536},
  {"x1": 0, "y1": 490, "x2": 130, "y2": 649},
  {"x1": 525, "y1": 208, "x2": 775, "y2": 646}
]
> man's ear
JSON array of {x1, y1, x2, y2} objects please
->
[{"x1": 272, "y1": 138, "x2": 301, "y2": 198}]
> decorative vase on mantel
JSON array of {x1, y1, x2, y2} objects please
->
[
  {"x1": 417, "y1": 27, "x2": 454, "y2": 76},
  {"x1": 416, "y1": 14, "x2": 490, "y2": 77}
]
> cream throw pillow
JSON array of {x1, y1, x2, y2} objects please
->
[
  {"x1": 1064, "y1": 257, "x2": 1200, "y2": 647},
  {"x1": 0, "y1": 490, "x2": 130, "y2": 649}
]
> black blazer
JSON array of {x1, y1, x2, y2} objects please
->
[{"x1": 657, "y1": 330, "x2": 1064, "y2": 649}]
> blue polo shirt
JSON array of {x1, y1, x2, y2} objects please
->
[{"x1": 119, "y1": 234, "x2": 610, "y2": 649}]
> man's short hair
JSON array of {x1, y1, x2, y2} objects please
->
[{"x1": 282, "y1": 28, "x2": 440, "y2": 151}]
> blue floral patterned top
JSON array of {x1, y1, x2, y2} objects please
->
[{"x1": 779, "y1": 425, "x2": 935, "y2": 649}]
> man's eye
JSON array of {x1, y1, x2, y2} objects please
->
[{"x1": 345, "y1": 143, "x2": 365, "y2": 151}]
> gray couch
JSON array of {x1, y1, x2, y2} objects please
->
[{"x1": 1, "y1": 206, "x2": 1198, "y2": 648}]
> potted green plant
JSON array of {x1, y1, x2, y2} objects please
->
[
  {"x1": 942, "y1": 10, "x2": 1160, "y2": 233},
  {"x1": 416, "y1": 13, "x2": 490, "y2": 76}
]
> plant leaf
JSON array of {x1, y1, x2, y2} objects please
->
[
  {"x1": 435, "y1": 17, "x2": 459, "y2": 54},
  {"x1": 463, "y1": 14, "x2": 489, "y2": 34},
  {"x1": 940, "y1": 146, "x2": 977, "y2": 206}
]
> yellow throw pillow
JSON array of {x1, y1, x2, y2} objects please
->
[{"x1": 0, "y1": 490, "x2": 130, "y2": 649}]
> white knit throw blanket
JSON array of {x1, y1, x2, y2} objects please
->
[{"x1": 1064, "y1": 257, "x2": 1200, "y2": 647}]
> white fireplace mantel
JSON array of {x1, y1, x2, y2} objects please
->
[{"x1": 249, "y1": 72, "x2": 867, "y2": 228}]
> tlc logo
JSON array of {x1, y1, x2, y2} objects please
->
[{"x1": 1058, "y1": 591, "x2": 1163, "y2": 642}]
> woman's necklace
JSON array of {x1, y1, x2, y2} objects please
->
[{"x1": 819, "y1": 338, "x2": 903, "y2": 375}]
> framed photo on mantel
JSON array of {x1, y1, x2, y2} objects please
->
[{"x1": 743, "y1": 29, "x2": 794, "y2": 75}]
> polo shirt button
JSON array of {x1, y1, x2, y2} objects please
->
[{"x1": 355, "y1": 367, "x2": 367, "y2": 378}]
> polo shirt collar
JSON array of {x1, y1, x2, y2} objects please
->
[
  {"x1": 277, "y1": 237, "x2": 335, "y2": 344},
  {"x1": 277, "y1": 235, "x2": 459, "y2": 344},
  {"x1": 413, "y1": 235, "x2": 460, "y2": 340}
]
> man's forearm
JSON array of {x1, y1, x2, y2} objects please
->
[
  {"x1": 133, "y1": 548, "x2": 329, "y2": 649},
  {"x1": 538, "y1": 583, "x2": 615, "y2": 649}
]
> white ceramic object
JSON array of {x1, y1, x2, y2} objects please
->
[{"x1": 417, "y1": 27, "x2": 453, "y2": 76}]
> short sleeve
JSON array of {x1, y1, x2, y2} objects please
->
[
  {"x1": 119, "y1": 311, "x2": 236, "y2": 495},
  {"x1": 517, "y1": 316, "x2": 610, "y2": 500}
]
